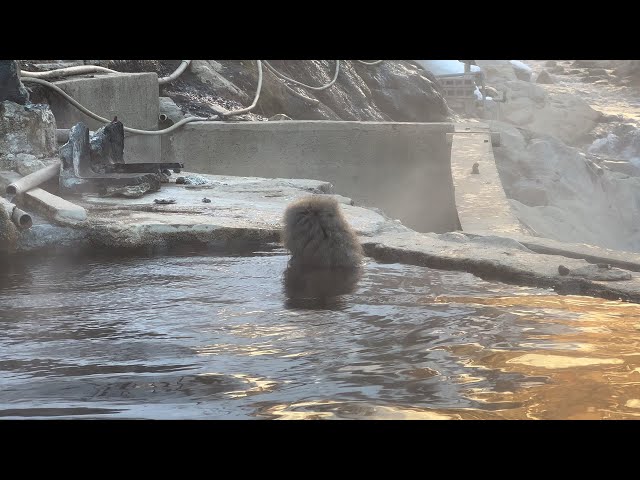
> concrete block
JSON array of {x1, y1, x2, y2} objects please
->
[{"x1": 45, "y1": 73, "x2": 160, "y2": 164}]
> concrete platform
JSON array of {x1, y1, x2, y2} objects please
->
[{"x1": 76, "y1": 173, "x2": 408, "y2": 249}]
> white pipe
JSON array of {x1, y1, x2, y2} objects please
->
[
  {"x1": 218, "y1": 60, "x2": 263, "y2": 117},
  {"x1": 158, "y1": 60, "x2": 191, "y2": 85},
  {"x1": 21, "y1": 60, "x2": 193, "y2": 85},
  {"x1": 22, "y1": 77, "x2": 209, "y2": 135},
  {"x1": 20, "y1": 65, "x2": 120, "y2": 79},
  {"x1": 22, "y1": 61, "x2": 264, "y2": 133}
]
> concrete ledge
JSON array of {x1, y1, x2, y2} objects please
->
[
  {"x1": 506, "y1": 234, "x2": 640, "y2": 273},
  {"x1": 450, "y1": 124, "x2": 528, "y2": 237},
  {"x1": 362, "y1": 231, "x2": 640, "y2": 304},
  {"x1": 162, "y1": 120, "x2": 460, "y2": 233},
  {"x1": 20, "y1": 188, "x2": 87, "y2": 224},
  {"x1": 447, "y1": 131, "x2": 500, "y2": 146},
  {"x1": 45, "y1": 73, "x2": 160, "y2": 164}
]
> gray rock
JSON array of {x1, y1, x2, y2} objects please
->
[
  {"x1": 183, "y1": 175, "x2": 210, "y2": 186},
  {"x1": 104, "y1": 180, "x2": 161, "y2": 198},
  {"x1": 358, "y1": 61, "x2": 451, "y2": 122},
  {"x1": 587, "y1": 124, "x2": 640, "y2": 163},
  {"x1": 268, "y1": 114, "x2": 292, "y2": 121},
  {"x1": 0, "y1": 101, "x2": 57, "y2": 157},
  {"x1": 513, "y1": 66, "x2": 532, "y2": 82},
  {"x1": 536, "y1": 70, "x2": 554, "y2": 84},
  {"x1": 17, "y1": 223, "x2": 88, "y2": 252},
  {"x1": 59, "y1": 122, "x2": 91, "y2": 193},
  {"x1": 0, "y1": 153, "x2": 17, "y2": 171},
  {"x1": 0, "y1": 203, "x2": 18, "y2": 253},
  {"x1": 569, "y1": 264, "x2": 632, "y2": 281},
  {"x1": 545, "y1": 60, "x2": 558, "y2": 68},
  {"x1": 15, "y1": 153, "x2": 46, "y2": 176},
  {"x1": 438, "y1": 232, "x2": 469, "y2": 243},
  {"x1": 164, "y1": 60, "x2": 451, "y2": 123},
  {"x1": 496, "y1": 80, "x2": 599, "y2": 144},
  {"x1": 159, "y1": 97, "x2": 185, "y2": 126},
  {"x1": 89, "y1": 120, "x2": 124, "y2": 172},
  {"x1": 0, "y1": 60, "x2": 29, "y2": 105},
  {"x1": 188, "y1": 60, "x2": 251, "y2": 103},
  {"x1": 511, "y1": 182, "x2": 548, "y2": 206},
  {"x1": 107, "y1": 60, "x2": 159, "y2": 73}
]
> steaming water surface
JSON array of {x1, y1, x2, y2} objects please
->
[{"x1": 1, "y1": 250, "x2": 640, "y2": 420}]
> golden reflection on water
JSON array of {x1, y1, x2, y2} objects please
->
[
  {"x1": 257, "y1": 294, "x2": 640, "y2": 420},
  {"x1": 431, "y1": 294, "x2": 640, "y2": 420}
]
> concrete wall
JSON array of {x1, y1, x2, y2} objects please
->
[
  {"x1": 45, "y1": 73, "x2": 160, "y2": 164},
  {"x1": 163, "y1": 121, "x2": 461, "y2": 233}
]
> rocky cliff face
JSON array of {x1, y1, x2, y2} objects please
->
[{"x1": 109, "y1": 60, "x2": 453, "y2": 123}]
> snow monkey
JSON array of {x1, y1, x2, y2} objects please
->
[{"x1": 282, "y1": 195, "x2": 364, "y2": 268}]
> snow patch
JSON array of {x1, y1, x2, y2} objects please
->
[{"x1": 414, "y1": 60, "x2": 481, "y2": 76}]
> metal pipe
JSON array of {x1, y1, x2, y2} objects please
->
[
  {"x1": 6, "y1": 162, "x2": 61, "y2": 196},
  {"x1": 158, "y1": 113, "x2": 169, "y2": 122},
  {"x1": 12, "y1": 205, "x2": 33, "y2": 229},
  {"x1": 0, "y1": 198, "x2": 32, "y2": 230}
]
